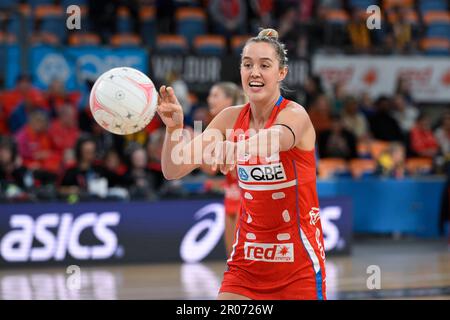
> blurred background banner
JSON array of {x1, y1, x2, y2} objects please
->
[
  {"x1": 149, "y1": 55, "x2": 309, "y2": 94},
  {"x1": 0, "y1": 197, "x2": 352, "y2": 267},
  {"x1": 313, "y1": 55, "x2": 450, "y2": 102},
  {"x1": 5, "y1": 46, "x2": 148, "y2": 90}
]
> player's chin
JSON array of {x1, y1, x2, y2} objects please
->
[{"x1": 246, "y1": 90, "x2": 267, "y2": 102}]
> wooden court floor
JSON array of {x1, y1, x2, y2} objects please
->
[{"x1": 0, "y1": 239, "x2": 448, "y2": 300}]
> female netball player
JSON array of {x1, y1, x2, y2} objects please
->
[
  {"x1": 205, "y1": 82, "x2": 246, "y2": 255},
  {"x1": 157, "y1": 28, "x2": 326, "y2": 300}
]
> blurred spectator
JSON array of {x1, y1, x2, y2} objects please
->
[
  {"x1": 166, "y1": 71, "x2": 191, "y2": 116},
  {"x1": 156, "y1": 0, "x2": 175, "y2": 33},
  {"x1": 48, "y1": 104, "x2": 80, "y2": 164},
  {"x1": 88, "y1": 0, "x2": 140, "y2": 44},
  {"x1": 192, "y1": 106, "x2": 213, "y2": 128},
  {"x1": 385, "y1": 6, "x2": 417, "y2": 54},
  {"x1": 2, "y1": 75, "x2": 44, "y2": 119},
  {"x1": 395, "y1": 76, "x2": 414, "y2": 106},
  {"x1": 369, "y1": 96, "x2": 403, "y2": 142},
  {"x1": 358, "y1": 91, "x2": 376, "y2": 118},
  {"x1": 377, "y1": 142, "x2": 406, "y2": 179},
  {"x1": 302, "y1": 75, "x2": 324, "y2": 108},
  {"x1": 341, "y1": 96, "x2": 369, "y2": 139},
  {"x1": 91, "y1": 122, "x2": 125, "y2": 160},
  {"x1": 249, "y1": 0, "x2": 275, "y2": 32},
  {"x1": 410, "y1": 113, "x2": 439, "y2": 158},
  {"x1": 0, "y1": 136, "x2": 27, "y2": 197},
  {"x1": 0, "y1": 98, "x2": 8, "y2": 135},
  {"x1": 5, "y1": 75, "x2": 46, "y2": 133},
  {"x1": 103, "y1": 148, "x2": 127, "y2": 188},
  {"x1": 88, "y1": 0, "x2": 117, "y2": 43},
  {"x1": 208, "y1": 0, "x2": 247, "y2": 38},
  {"x1": 435, "y1": 112, "x2": 450, "y2": 157},
  {"x1": 146, "y1": 128, "x2": 165, "y2": 190},
  {"x1": 59, "y1": 135, "x2": 108, "y2": 198},
  {"x1": 318, "y1": 114, "x2": 357, "y2": 160},
  {"x1": 331, "y1": 82, "x2": 347, "y2": 113},
  {"x1": 347, "y1": 9, "x2": 371, "y2": 53},
  {"x1": 15, "y1": 110, "x2": 60, "y2": 173},
  {"x1": 277, "y1": 6, "x2": 300, "y2": 55},
  {"x1": 308, "y1": 94, "x2": 332, "y2": 135},
  {"x1": 123, "y1": 143, "x2": 158, "y2": 200},
  {"x1": 391, "y1": 93, "x2": 419, "y2": 134},
  {"x1": 43, "y1": 79, "x2": 81, "y2": 118}
]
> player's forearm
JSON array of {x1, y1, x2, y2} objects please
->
[
  {"x1": 161, "y1": 127, "x2": 198, "y2": 180},
  {"x1": 237, "y1": 127, "x2": 285, "y2": 160}
]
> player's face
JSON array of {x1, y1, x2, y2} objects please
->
[
  {"x1": 207, "y1": 86, "x2": 232, "y2": 116},
  {"x1": 240, "y1": 42, "x2": 287, "y2": 104}
]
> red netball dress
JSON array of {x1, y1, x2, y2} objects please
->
[
  {"x1": 219, "y1": 96, "x2": 327, "y2": 300},
  {"x1": 224, "y1": 172, "x2": 240, "y2": 216}
]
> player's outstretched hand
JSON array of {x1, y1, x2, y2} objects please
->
[{"x1": 157, "y1": 85, "x2": 184, "y2": 131}]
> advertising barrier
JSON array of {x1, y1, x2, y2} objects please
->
[{"x1": 0, "y1": 197, "x2": 352, "y2": 268}]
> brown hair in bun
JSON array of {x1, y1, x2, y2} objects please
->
[{"x1": 243, "y1": 28, "x2": 288, "y2": 69}]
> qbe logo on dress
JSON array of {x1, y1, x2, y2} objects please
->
[
  {"x1": 237, "y1": 163, "x2": 287, "y2": 183},
  {"x1": 244, "y1": 242, "x2": 294, "y2": 262}
]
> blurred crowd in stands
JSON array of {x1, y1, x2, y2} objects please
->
[
  {"x1": 0, "y1": 0, "x2": 449, "y2": 202},
  {"x1": 0, "y1": 0, "x2": 449, "y2": 55}
]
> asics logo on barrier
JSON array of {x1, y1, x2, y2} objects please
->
[
  {"x1": 237, "y1": 163, "x2": 287, "y2": 183},
  {"x1": 244, "y1": 242, "x2": 294, "y2": 262},
  {"x1": 179, "y1": 203, "x2": 225, "y2": 263},
  {"x1": 0, "y1": 212, "x2": 120, "y2": 262}
]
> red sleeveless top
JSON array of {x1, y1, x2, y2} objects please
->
[{"x1": 219, "y1": 96, "x2": 327, "y2": 300}]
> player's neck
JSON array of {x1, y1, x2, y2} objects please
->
[{"x1": 249, "y1": 92, "x2": 280, "y2": 127}]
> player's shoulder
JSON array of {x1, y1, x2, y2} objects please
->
[
  {"x1": 209, "y1": 104, "x2": 247, "y2": 131},
  {"x1": 281, "y1": 100, "x2": 309, "y2": 118},
  {"x1": 216, "y1": 104, "x2": 247, "y2": 121}
]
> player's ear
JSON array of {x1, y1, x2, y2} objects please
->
[{"x1": 278, "y1": 66, "x2": 288, "y2": 82}]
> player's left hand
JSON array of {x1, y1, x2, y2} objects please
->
[{"x1": 211, "y1": 140, "x2": 237, "y2": 175}]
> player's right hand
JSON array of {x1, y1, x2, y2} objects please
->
[{"x1": 157, "y1": 85, "x2": 184, "y2": 131}]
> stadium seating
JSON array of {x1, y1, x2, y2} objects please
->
[
  {"x1": 0, "y1": 0, "x2": 18, "y2": 10},
  {"x1": 419, "y1": 0, "x2": 448, "y2": 13},
  {"x1": 349, "y1": 0, "x2": 379, "y2": 10},
  {"x1": 29, "y1": 0, "x2": 54, "y2": 8},
  {"x1": 193, "y1": 35, "x2": 226, "y2": 56},
  {"x1": 117, "y1": 6, "x2": 132, "y2": 34},
  {"x1": 140, "y1": 6, "x2": 156, "y2": 47},
  {"x1": 421, "y1": 37, "x2": 450, "y2": 55},
  {"x1": 370, "y1": 140, "x2": 390, "y2": 160},
  {"x1": 318, "y1": 158, "x2": 350, "y2": 179},
  {"x1": 349, "y1": 159, "x2": 377, "y2": 178},
  {"x1": 110, "y1": 33, "x2": 142, "y2": 47},
  {"x1": 68, "y1": 33, "x2": 101, "y2": 47},
  {"x1": 175, "y1": 7, "x2": 206, "y2": 46},
  {"x1": 30, "y1": 31, "x2": 60, "y2": 45},
  {"x1": 156, "y1": 34, "x2": 189, "y2": 54},
  {"x1": 324, "y1": 9, "x2": 349, "y2": 25},
  {"x1": 406, "y1": 157, "x2": 433, "y2": 175},
  {"x1": 231, "y1": 35, "x2": 251, "y2": 55},
  {"x1": 6, "y1": 4, "x2": 33, "y2": 37},
  {"x1": 61, "y1": 0, "x2": 87, "y2": 7},
  {"x1": 383, "y1": 0, "x2": 414, "y2": 10},
  {"x1": 35, "y1": 5, "x2": 66, "y2": 42}
]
